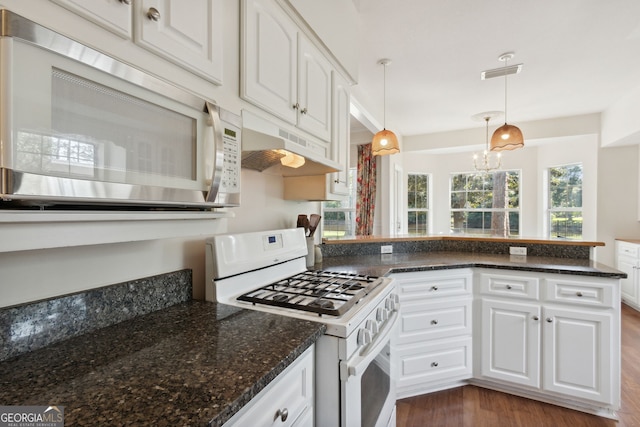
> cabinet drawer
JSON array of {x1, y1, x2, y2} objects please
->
[
  {"x1": 394, "y1": 270, "x2": 472, "y2": 300},
  {"x1": 479, "y1": 272, "x2": 540, "y2": 300},
  {"x1": 617, "y1": 241, "x2": 640, "y2": 258},
  {"x1": 226, "y1": 346, "x2": 314, "y2": 427},
  {"x1": 396, "y1": 336, "x2": 472, "y2": 389},
  {"x1": 545, "y1": 279, "x2": 615, "y2": 308},
  {"x1": 397, "y1": 298, "x2": 471, "y2": 345}
]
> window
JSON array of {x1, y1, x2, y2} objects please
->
[
  {"x1": 450, "y1": 170, "x2": 520, "y2": 236},
  {"x1": 407, "y1": 173, "x2": 429, "y2": 235},
  {"x1": 548, "y1": 164, "x2": 582, "y2": 239},
  {"x1": 322, "y1": 168, "x2": 357, "y2": 238}
]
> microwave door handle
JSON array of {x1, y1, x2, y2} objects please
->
[
  {"x1": 205, "y1": 101, "x2": 224, "y2": 203},
  {"x1": 339, "y1": 309, "x2": 399, "y2": 381}
]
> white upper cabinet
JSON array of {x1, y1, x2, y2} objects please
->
[
  {"x1": 51, "y1": 0, "x2": 223, "y2": 84},
  {"x1": 134, "y1": 0, "x2": 223, "y2": 84},
  {"x1": 51, "y1": 0, "x2": 133, "y2": 39},
  {"x1": 241, "y1": 0, "x2": 298, "y2": 124},
  {"x1": 330, "y1": 71, "x2": 350, "y2": 195},
  {"x1": 242, "y1": 0, "x2": 332, "y2": 142}
]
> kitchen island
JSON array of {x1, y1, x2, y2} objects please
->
[
  {"x1": 317, "y1": 238, "x2": 625, "y2": 420},
  {"x1": 0, "y1": 301, "x2": 325, "y2": 426}
]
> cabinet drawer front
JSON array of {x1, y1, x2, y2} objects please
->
[
  {"x1": 398, "y1": 299, "x2": 471, "y2": 344},
  {"x1": 229, "y1": 346, "x2": 314, "y2": 427},
  {"x1": 396, "y1": 337, "x2": 472, "y2": 388},
  {"x1": 479, "y1": 272, "x2": 540, "y2": 300},
  {"x1": 395, "y1": 270, "x2": 472, "y2": 300},
  {"x1": 545, "y1": 279, "x2": 615, "y2": 308},
  {"x1": 617, "y1": 241, "x2": 640, "y2": 258}
]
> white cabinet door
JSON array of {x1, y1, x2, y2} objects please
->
[
  {"x1": 242, "y1": 0, "x2": 298, "y2": 124},
  {"x1": 617, "y1": 256, "x2": 639, "y2": 305},
  {"x1": 51, "y1": 0, "x2": 133, "y2": 38},
  {"x1": 296, "y1": 36, "x2": 332, "y2": 141},
  {"x1": 135, "y1": 0, "x2": 223, "y2": 84},
  {"x1": 481, "y1": 298, "x2": 541, "y2": 388},
  {"x1": 330, "y1": 71, "x2": 350, "y2": 196},
  {"x1": 543, "y1": 306, "x2": 613, "y2": 404}
]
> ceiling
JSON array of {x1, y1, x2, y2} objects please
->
[{"x1": 350, "y1": 0, "x2": 640, "y2": 139}]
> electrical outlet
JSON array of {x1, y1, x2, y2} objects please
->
[
  {"x1": 381, "y1": 245, "x2": 393, "y2": 254},
  {"x1": 509, "y1": 246, "x2": 527, "y2": 256}
]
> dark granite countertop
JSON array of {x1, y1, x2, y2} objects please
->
[
  {"x1": 0, "y1": 301, "x2": 325, "y2": 427},
  {"x1": 318, "y1": 251, "x2": 626, "y2": 279}
]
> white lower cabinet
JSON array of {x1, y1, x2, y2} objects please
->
[
  {"x1": 391, "y1": 267, "x2": 621, "y2": 419},
  {"x1": 391, "y1": 269, "x2": 473, "y2": 398},
  {"x1": 224, "y1": 345, "x2": 314, "y2": 427},
  {"x1": 476, "y1": 269, "x2": 620, "y2": 416},
  {"x1": 616, "y1": 240, "x2": 640, "y2": 310}
]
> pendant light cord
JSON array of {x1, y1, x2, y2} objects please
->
[
  {"x1": 503, "y1": 57, "x2": 508, "y2": 124},
  {"x1": 383, "y1": 62, "x2": 387, "y2": 129}
]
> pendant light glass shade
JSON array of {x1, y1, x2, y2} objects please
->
[
  {"x1": 372, "y1": 129, "x2": 400, "y2": 155},
  {"x1": 372, "y1": 59, "x2": 400, "y2": 156},
  {"x1": 490, "y1": 123, "x2": 524, "y2": 151},
  {"x1": 490, "y1": 52, "x2": 524, "y2": 152}
]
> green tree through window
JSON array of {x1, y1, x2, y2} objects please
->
[
  {"x1": 407, "y1": 174, "x2": 429, "y2": 235},
  {"x1": 549, "y1": 164, "x2": 583, "y2": 239},
  {"x1": 450, "y1": 170, "x2": 520, "y2": 236}
]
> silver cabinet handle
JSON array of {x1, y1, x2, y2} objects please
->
[
  {"x1": 147, "y1": 7, "x2": 161, "y2": 21},
  {"x1": 119, "y1": 0, "x2": 131, "y2": 4},
  {"x1": 300, "y1": 107, "x2": 308, "y2": 114},
  {"x1": 431, "y1": 362, "x2": 438, "y2": 367},
  {"x1": 532, "y1": 315, "x2": 539, "y2": 321},
  {"x1": 431, "y1": 286, "x2": 438, "y2": 291},
  {"x1": 293, "y1": 102, "x2": 300, "y2": 110},
  {"x1": 275, "y1": 408, "x2": 289, "y2": 422},
  {"x1": 546, "y1": 317, "x2": 553, "y2": 323},
  {"x1": 576, "y1": 291, "x2": 583, "y2": 297},
  {"x1": 506, "y1": 284, "x2": 512, "y2": 290},
  {"x1": 430, "y1": 319, "x2": 438, "y2": 325}
]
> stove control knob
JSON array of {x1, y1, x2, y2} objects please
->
[
  {"x1": 358, "y1": 328, "x2": 372, "y2": 346},
  {"x1": 385, "y1": 297, "x2": 397, "y2": 312},
  {"x1": 376, "y1": 307, "x2": 388, "y2": 322},
  {"x1": 366, "y1": 319, "x2": 379, "y2": 335}
]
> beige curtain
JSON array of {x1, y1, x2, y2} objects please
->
[{"x1": 356, "y1": 143, "x2": 377, "y2": 235}]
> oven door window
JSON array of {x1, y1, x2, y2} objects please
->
[{"x1": 361, "y1": 342, "x2": 391, "y2": 427}]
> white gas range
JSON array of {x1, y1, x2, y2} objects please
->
[{"x1": 205, "y1": 228, "x2": 398, "y2": 427}]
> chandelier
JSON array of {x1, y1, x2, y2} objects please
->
[{"x1": 473, "y1": 113, "x2": 502, "y2": 174}]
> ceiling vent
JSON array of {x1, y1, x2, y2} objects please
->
[{"x1": 481, "y1": 63, "x2": 523, "y2": 80}]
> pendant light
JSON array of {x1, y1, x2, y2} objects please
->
[
  {"x1": 473, "y1": 112, "x2": 502, "y2": 173},
  {"x1": 490, "y1": 52, "x2": 524, "y2": 151},
  {"x1": 372, "y1": 59, "x2": 400, "y2": 156}
]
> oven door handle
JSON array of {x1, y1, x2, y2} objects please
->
[{"x1": 339, "y1": 309, "x2": 399, "y2": 381}]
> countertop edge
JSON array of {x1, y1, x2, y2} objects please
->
[{"x1": 322, "y1": 235, "x2": 605, "y2": 247}]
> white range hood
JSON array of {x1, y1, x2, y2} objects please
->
[{"x1": 241, "y1": 110, "x2": 341, "y2": 176}]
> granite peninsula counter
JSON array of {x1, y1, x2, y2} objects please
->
[
  {"x1": 318, "y1": 235, "x2": 624, "y2": 279},
  {"x1": 0, "y1": 301, "x2": 325, "y2": 426}
]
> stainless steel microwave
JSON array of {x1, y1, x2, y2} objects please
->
[{"x1": 0, "y1": 10, "x2": 240, "y2": 209}]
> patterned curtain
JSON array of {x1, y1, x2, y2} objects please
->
[{"x1": 356, "y1": 143, "x2": 377, "y2": 235}]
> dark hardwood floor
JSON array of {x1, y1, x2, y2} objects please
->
[{"x1": 396, "y1": 304, "x2": 640, "y2": 427}]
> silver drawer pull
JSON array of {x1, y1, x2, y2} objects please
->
[
  {"x1": 431, "y1": 362, "x2": 439, "y2": 367},
  {"x1": 431, "y1": 286, "x2": 438, "y2": 291},
  {"x1": 275, "y1": 408, "x2": 289, "y2": 422},
  {"x1": 506, "y1": 284, "x2": 512, "y2": 290},
  {"x1": 546, "y1": 317, "x2": 553, "y2": 323},
  {"x1": 532, "y1": 315, "x2": 539, "y2": 321},
  {"x1": 430, "y1": 319, "x2": 438, "y2": 325},
  {"x1": 576, "y1": 291, "x2": 583, "y2": 297},
  {"x1": 147, "y1": 7, "x2": 161, "y2": 21}
]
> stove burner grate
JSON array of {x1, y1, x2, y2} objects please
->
[{"x1": 237, "y1": 270, "x2": 383, "y2": 316}]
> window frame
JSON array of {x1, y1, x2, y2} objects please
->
[
  {"x1": 406, "y1": 172, "x2": 431, "y2": 235},
  {"x1": 547, "y1": 163, "x2": 583, "y2": 240}
]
